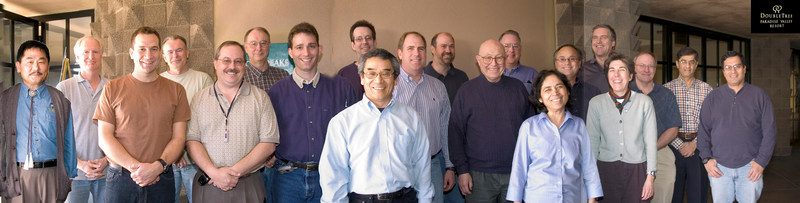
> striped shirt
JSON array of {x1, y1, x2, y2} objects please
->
[
  {"x1": 664, "y1": 78, "x2": 712, "y2": 133},
  {"x1": 393, "y1": 67, "x2": 453, "y2": 168},
  {"x1": 243, "y1": 62, "x2": 290, "y2": 92}
]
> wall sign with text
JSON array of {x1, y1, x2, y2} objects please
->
[{"x1": 752, "y1": 1, "x2": 799, "y2": 33}]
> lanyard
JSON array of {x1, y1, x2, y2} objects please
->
[{"x1": 213, "y1": 81, "x2": 244, "y2": 143}]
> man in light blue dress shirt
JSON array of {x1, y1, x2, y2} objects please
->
[{"x1": 320, "y1": 48, "x2": 433, "y2": 203}]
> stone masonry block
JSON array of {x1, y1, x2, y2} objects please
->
[
  {"x1": 189, "y1": 1, "x2": 213, "y2": 25},
  {"x1": 144, "y1": 4, "x2": 166, "y2": 27},
  {"x1": 166, "y1": 1, "x2": 190, "y2": 27},
  {"x1": 616, "y1": 0, "x2": 629, "y2": 13},
  {"x1": 190, "y1": 23, "x2": 213, "y2": 49}
]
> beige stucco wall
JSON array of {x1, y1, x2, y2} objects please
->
[{"x1": 215, "y1": 0, "x2": 556, "y2": 79}]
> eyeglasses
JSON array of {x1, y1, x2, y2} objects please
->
[
  {"x1": 636, "y1": 64, "x2": 656, "y2": 69},
  {"x1": 363, "y1": 71, "x2": 393, "y2": 79},
  {"x1": 248, "y1": 40, "x2": 269, "y2": 47},
  {"x1": 556, "y1": 57, "x2": 579, "y2": 63},
  {"x1": 502, "y1": 43, "x2": 520, "y2": 49},
  {"x1": 679, "y1": 60, "x2": 698, "y2": 65},
  {"x1": 355, "y1": 35, "x2": 373, "y2": 42},
  {"x1": 217, "y1": 58, "x2": 245, "y2": 66},
  {"x1": 723, "y1": 63, "x2": 744, "y2": 71},
  {"x1": 479, "y1": 55, "x2": 505, "y2": 64}
]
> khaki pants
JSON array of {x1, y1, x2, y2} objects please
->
[
  {"x1": 4, "y1": 166, "x2": 61, "y2": 203},
  {"x1": 652, "y1": 147, "x2": 676, "y2": 203}
]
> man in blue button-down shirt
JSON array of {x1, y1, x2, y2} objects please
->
[
  {"x1": 1, "y1": 40, "x2": 77, "y2": 203},
  {"x1": 320, "y1": 48, "x2": 433, "y2": 203}
]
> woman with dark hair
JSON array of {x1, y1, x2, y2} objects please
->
[
  {"x1": 507, "y1": 70, "x2": 603, "y2": 203},
  {"x1": 587, "y1": 52, "x2": 657, "y2": 203}
]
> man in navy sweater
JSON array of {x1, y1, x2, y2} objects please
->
[{"x1": 448, "y1": 39, "x2": 533, "y2": 203}]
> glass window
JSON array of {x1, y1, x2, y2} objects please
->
[
  {"x1": 14, "y1": 22, "x2": 35, "y2": 86},
  {"x1": 654, "y1": 24, "x2": 663, "y2": 61},
  {"x1": 707, "y1": 67, "x2": 720, "y2": 88},
  {"x1": 46, "y1": 20, "x2": 66, "y2": 66},
  {"x1": 706, "y1": 39, "x2": 718, "y2": 67},
  {"x1": 637, "y1": 21, "x2": 651, "y2": 54},
  {"x1": 719, "y1": 41, "x2": 729, "y2": 64},
  {"x1": 690, "y1": 35, "x2": 702, "y2": 66},
  {"x1": 733, "y1": 40, "x2": 741, "y2": 53},
  {"x1": 69, "y1": 17, "x2": 92, "y2": 64},
  {"x1": 655, "y1": 64, "x2": 664, "y2": 84}
]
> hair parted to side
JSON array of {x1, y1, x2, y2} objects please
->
[{"x1": 357, "y1": 48, "x2": 401, "y2": 79}]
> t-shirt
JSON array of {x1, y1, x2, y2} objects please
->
[
  {"x1": 160, "y1": 69, "x2": 214, "y2": 104},
  {"x1": 93, "y1": 74, "x2": 191, "y2": 163}
]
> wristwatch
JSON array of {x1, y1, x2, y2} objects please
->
[
  {"x1": 702, "y1": 157, "x2": 712, "y2": 164},
  {"x1": 446, "y1": 167, "x2": 457, "y2": 173},
  {"x1": 157, "y1": 158, "x2": 168, "y2": 174},
  {"x1": 647, "y1": 170, "x2": 656, "y2": 177}
]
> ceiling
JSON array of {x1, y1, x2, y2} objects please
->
[{"x1": 2, "y1": 0, "x2": 95, "y2": 17}]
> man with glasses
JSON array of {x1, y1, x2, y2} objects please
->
[
  {"x1": 320, "y1": 48, "x2": 434, "y2": 203},
  {"x1": 553, "y1": 44, "x2": 602, "y2": 122},
  {"x1": 95, "y1": 27, "x2": 190, "y2": 202},
  {"x1": 698, "y1": 51, "x2": 775, "y2": 203},
  {"x1": 337, "y1": 20, "x2": 376, "y2": 100},
  {"x1": 160, "y1": 35, "x2": 214, "y2": 203},
  {"x1": 663, "y1": 47, "x2": 712, "y2": 203},
  {"x1": 449, "y1": 39, "x2": 533, "y2": 203},
  {"x1": 499, "y1": 30, "x2": 538, "y2": 94},
  {"x1": 242, "y1": 27, "x2": 289, "y2": 203},
  {"x1": 267, "y1": 22, "x2": 358, "y2": 203},
  {"x1": 630, "y1": 52, "x2": 682, "y2": 203},
  {"x1": 393, "y1": 31, "x2": 454, "y2": 203},
  {"x1": 582, "y1": 24, "x2": 616, "y2": 93},
  {"x1": 186, "y1": 41, "x2": 280, "y2": 202}
]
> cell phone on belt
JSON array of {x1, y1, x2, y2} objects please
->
[{"x1": 198, "y1": 173, "x2": 211, "y2": 186}]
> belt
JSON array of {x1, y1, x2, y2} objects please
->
[
  {"x1": 282, "y1": 159, "x2": 318, "y2": 171},
  {"x1": 17, "y1": 159, "x2": 57, "y2": 168},
  {"x1": 351, "y1": 187, "x2": 410, "y2": 200},
  {"x1": 241, "y1": 167, "x2": 266, "y2": 178},
  {"x1": 678, "y1": 132, "x2": 697, "y2": 140}
]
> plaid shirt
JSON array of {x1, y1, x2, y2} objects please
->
[
  {"x1": 664, "y1": 78, "x2": 712, "y2": 148},
  {"x1": 243, "y1": 62, "x2": 290, "y2": 92}
]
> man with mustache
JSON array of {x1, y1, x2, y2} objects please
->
[
  {"x1": 267, "y1": 22, "x2": 358, "y2": 203},
  {"x1": 185, "y1": 41, "x2": 279, "y2": 202},
  {"x1": 500, "y1": 30, "x2": 538, "y2": 94},
  {"x1": 56, "y1": 36, "x2": 110, "y2": 203},
  {"x1": 94, "y1": 27, "x2": 191, "y2": 202},
  {"x1": 160, "y1": 35, "x2": 214, "y2": 203},
  {"x1": 581, "y1": 24, "x2": 616, "y2": 93},
  {"x1": 394, "y1": 31, "x2": 454, "y2": 203},
  {"x1": 449, "y1": 39, "x2": 533, "y2": 203},
  {"x1": 1, "y1": 40, "x2": 77, "y2": 203},
  {"x1": 552, "y1": 44, "x2": 602, "y2": 122},
  {"x1": 337, "y1": 20, "x2": 377, "y2": 101}
]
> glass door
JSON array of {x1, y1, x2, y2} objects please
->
[{"x1": 1, "y1": 7, "x2": 39, "y2": 91}]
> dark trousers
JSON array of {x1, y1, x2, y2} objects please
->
[
  {"x1": 347, "y1": 188, "x2": 418, "y2": 203},
  {"x1": 597, "y1": 161, "x2": 650, "y2": 203},
  {"x1": 103, "y1": 165, "x2": 175, "y2": 203},
  {"x1": 670, "y1": 144, "x2": 708, "y2": 203},
  {"x1": 192, "y1": 170, "x2": 266, "y2": 203}
]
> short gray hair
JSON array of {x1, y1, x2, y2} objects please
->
[{"x1": 357, "y1": 48, "x2": 400, "y2": 79}]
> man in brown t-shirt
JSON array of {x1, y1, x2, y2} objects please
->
[{"x1": 93, "y1": 26, "x2": 190, "y2": 202}]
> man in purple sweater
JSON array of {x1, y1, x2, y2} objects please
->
[
  {"x1": 698, "y1": 51, "x2": 776, "y2": 203},
  {"x1": 448, "y1": 39, "x2": 533, "y2": 203}
]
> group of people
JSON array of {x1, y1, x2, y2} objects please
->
[{"x1": 0, "y1": 20, "x2": 775, "y2": 203}]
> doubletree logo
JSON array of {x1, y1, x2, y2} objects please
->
[
  {"x1": 762, "y1": 5, "x2": 792, "y2": 18},
  {"x1": 774, "y1": 5, "x2": 782, "y2": 13}
]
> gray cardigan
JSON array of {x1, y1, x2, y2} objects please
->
[{"x1": 586, "y1": 91, "x2": 658, "y2": 173}]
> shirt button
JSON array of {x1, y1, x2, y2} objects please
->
[
  {"x1": 620, "y1": 143, "x2": 624, "y2": 145},
  {"x1": 619, "y1": 120, "x2": 622, "y2": 123},
  {"x1": 620, "y1": 153, "x2": 623, "y2": 157},
  {"x1": 311, "y1": 155, "x2": 314, "y2": 158},
  {"x1": 308, "y1": 106, "x2": 311, "y2": 109},
  {"x1": 309, "y1": 121, "x2": 313, "y2": 124},
  {"x1": 619, "y1": 131, "x2": 623, "y2": 135}
]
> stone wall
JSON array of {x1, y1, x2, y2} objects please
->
[
  {"x1": 92, "y1": 0, "x2": 214, "y2": 80},
  {"x1": 555, "y1": 0, "x2": 640, "y2": 58},
  {"x1": 751, "y1": 37, "x2": 793, "y2": 156}
]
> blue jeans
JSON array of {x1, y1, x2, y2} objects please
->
[
  {"x1": 708, "y1": 162, "x2": 763, "y2": 203},
  {"x1": 262, "y1": 166, "x2": 277, "y2": 203},
  {"x1": 104, "y1": 166, "x2": 176, "y2": 202},
  {"x1": 273, "y1": 159, "x2": 322, "y2": 203},
  {"x1": 65, "y1": 178, "x2": 106, "y2": 203},
  {"x1": 173, "y1": 164, "x2": 197, "y2": 203},
  {"x1": 441, "y1": 155, "x2": 464, "y2": 203},
  {"x1": 431, "y1": 152, "x2": 444, "y2": 203}
]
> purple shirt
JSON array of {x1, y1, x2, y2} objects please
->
[
  {"x1": 336, "y1": 62, "x2": 364, "y2": 101},
  {"x1": 580, "y1": 58, "x2": 610, "y2": 93},
  {"x1": 449, "y1": 75, "x2": 533, "y2": 174},
  {"x1": 570, "y1": 78, "x2": 602, "y2": 122},
  {"x1": 697, "y1": 83, "x2": 776, "y2": 168},
  {"x1": 268, "y1": 74, "x2": 358, "y2": 162}
]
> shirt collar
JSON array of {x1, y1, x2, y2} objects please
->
[
  {"x1": 399, "y1": 66, "x2": 424, "y2": 84},
  {"x1": 534, "y1": 111, "x2": 575, "y2": 128},
  {"x1": 364, "y1": 95, "x2": 395, "y2": 114},
  {"x1": 292, "y1": 70, "x2": 321, "y2": 88},
  {"x1": 246, "y1": 61, "x2": 270, "y2": 76},
  {"x1": 209, "y1": 81, "x2": 252, "y2": 98},
  {"x1": 20, "y1": 82, "x2": 47, "y2": 99}
]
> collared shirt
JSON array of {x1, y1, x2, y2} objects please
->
[
  {"x1": 630, "y1": 82, "x2": 682, "y2": 137},
  {"x1": 187, "y1": 82, "x2": 280, "y2": 172},
  {"x1": 244, "y1": 61, "x2": 290, "y2": 92},
  {"x1": 569, "y1": 78, "x2": 602, "y2": 122},
  {"x1": 268, "y1": 71, "x2": 358, "y2": 163},
  {"x1": 320, "y1": 97, "x2": 433, "y2": 203},
  {"x1": 15, "y1": 83, "x2": 77, "y2": 178},
  {"x1": 423, "y1": 62, "x2": 469, "y2": 105},
  {"x1": 337, "y1": 62, "x2": 364, "y2": 101},
  {"x1": 160, "y1": 69, "x2": 214, "y2": 105},
  {"x1": 587, "y1": 91, "x2": 658, "y2": 172},
  {"x1": 697, "y1": 83, "x2": 776, "y2": 168},
  {"x1": 507, "y1": 112, "x2": 603, "y2": 203},
  {"x1": 664, "y1": 78, "x2": 713, "y2": 134},
  {"x1": 503, "y1": 63, "x2": 538, "y2": 94},
  {"x1": 56, "y1": 74, "x2": 109, "y2": 180},
  {"x1": 394, "y1": 67, "x2": 453, "y2": 168},
  {"x1": 580, "y1": 58, "x2": 610, "y2": 93},
  {"x1": 449, "y1": 75, "x2": 533, "y2": 174}
]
